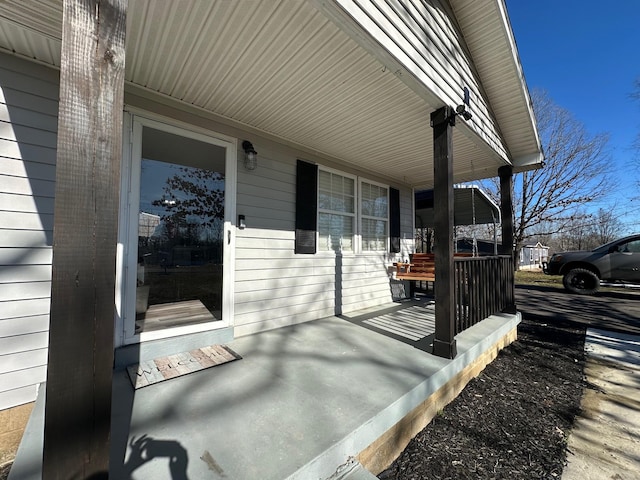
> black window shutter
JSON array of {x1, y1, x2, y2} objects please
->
[
  {"x1": 390, "y1": 187, "x2": 401, "y2": 253},
  {"x1": 295, "y1": 160, "x2": 318, "y2": 254}
]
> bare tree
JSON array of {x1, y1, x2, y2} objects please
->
[
  {"x1": 590, "y1": 208, "x2": 624, "y2": 245},
  {"x1": 483, "y1": 89, "x2": 612, "y2": 259},
  {"x1": 537, "y1": 207, "x2": 622, "y2": 253},
  {"x1": 551, "y1": 209, "x2": 594, "y2": 251}
]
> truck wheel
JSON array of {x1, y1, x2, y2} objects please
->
[{"x1": 562, "y1": 268, "x2": 600, "y2": 295}]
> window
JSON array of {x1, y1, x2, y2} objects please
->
[
  {"x1": 360, "y1": 181, "x2": 388, "y2": 251},
  {"x1": 318, "y1": 169, "x2": 355, "y2": 251},
  {"x1": 620, "y1": 239, "x2": 640, "y2": 253},
  {"x1": 295, "y1": 160, "x2": 397, "y2": 254}
]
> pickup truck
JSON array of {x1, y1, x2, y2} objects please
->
[{"x1": 543, "y1": 234, "x2": 640, "y2": 294}]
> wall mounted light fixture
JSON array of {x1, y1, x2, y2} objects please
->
[
  {"x1": 242, "y1": 140, "x2": 258, "y2": 170},
  {"x1": 456, "y1": 86, "x2": 473, "y2": 121},
  {"x1": 455, "y1": 104, "x2": 472, "y2": 121}
]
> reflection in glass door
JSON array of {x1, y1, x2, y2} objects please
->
[{"x1": 133, "y1": 125, "x2": 227, "y2": 335}]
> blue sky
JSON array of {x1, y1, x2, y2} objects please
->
[{"x1": 504, "y1": 0, "x2": 640, "y2": 233}]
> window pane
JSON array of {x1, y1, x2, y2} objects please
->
[
  {"x1": 343, "y1": 176, "x2": 355, "y2": 196},
  {"x1": 319, "y1": 170, "x2": 332, "y2": 190},
  {"x1": 360, "y1": 181, "x2": 388, "y2": 251},
  {"x1": 622, "y1": 240, "x2": 640, "y2": 252},
  {"x1": 319, "y1": 213, "x2": 353, "y2": 252},
  {"x1": 361, "y1": 182, "x2": 387, "y2": 218},
  {"x1": 318, "y1": 191, "x2": 331, "y2": 210},
  {"x1": 361, "y1": 183, "x2": 372, "y2": 216},
  {"x1": 319, "y1": 171, "x2": 354, "y2": 214},
  {"x1": 330, "y1": 194, "x2": 354, "y2": 213},
  {"x1": 362, "y1": 217, "x2": 387, "y2": 251}
]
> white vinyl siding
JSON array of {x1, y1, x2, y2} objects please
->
[
  {"x1": 233, "y1": 150, "x2": 414, "y2": 336},
  {"x1": 0, "y1": 53, "x2": 58, "y2": 410}
]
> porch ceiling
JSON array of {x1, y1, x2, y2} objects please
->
[{"x1": 0, "y1": 0, "x2": 521, "y2": 187}]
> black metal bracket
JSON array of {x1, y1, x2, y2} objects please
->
[{"x1": 430, "y1": 105, "x2": 456, "y2": 128}]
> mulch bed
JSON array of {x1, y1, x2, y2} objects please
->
[
  {"x1": 379, "y1": 315, "x2": 587, "y2": 480},
  {"x1": 0, "y1": 463, "x2": 10, "y2": 480}
]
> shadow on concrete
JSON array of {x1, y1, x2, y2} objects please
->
[{"x1": 339, "y1": 297, "x2": 436, "y2": 353}]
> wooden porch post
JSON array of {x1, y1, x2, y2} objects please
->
[
  {"x1": 43, "y1": 1, "x2": 126, "y2": 478},
  {"x1": 431, "y1": 106, "x2": 457, "y2": 359},
  {"x1": 498, "y1": 165, "x2": 517, "y2": 313}
]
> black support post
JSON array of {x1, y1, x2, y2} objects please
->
[
  {"x1": 498, "y1": 165, "x2": 517, "y2": 313},
  {"x1": 431, "y1": 106, "x2": 457, "y2": 359}
]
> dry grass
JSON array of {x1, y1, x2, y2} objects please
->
[
  {"x1": 515, "y1": 269, "x2": 563, "y2": 288},
  {"x1": 515, "y1": 269, "x2": 626, "y2": 293}
]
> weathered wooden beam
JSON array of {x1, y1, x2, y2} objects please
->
[
  {"x1": 431, "y1": 106, "x2": 457, "y2": 359},
  {"x1": 43, "y1": 1, "x2": 127, "y2": 478},
  {"x1": 498, "y1": 165, "x2": 517, "y2": 313}
]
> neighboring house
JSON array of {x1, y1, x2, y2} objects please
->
[
  {"x1": 519, "y1": 242, "x2": 550, "y2": 270},
  {"x1": 0, "y1": 0, "x2": 543, "y2": 472}
]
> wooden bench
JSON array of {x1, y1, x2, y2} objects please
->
[
  {"x1": 395, "y1": 253, "x2": 436, "y2": 282},
  {"x1": 394, "y1": 252, "x2": 474, "y2": 282}
]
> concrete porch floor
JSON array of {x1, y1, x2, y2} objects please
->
[{"x1": 10, "y1": 298, "x2": 520, "y2": 480}]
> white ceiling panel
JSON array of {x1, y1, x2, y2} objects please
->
[{"x1": 0, "y1": 0, "x2": 537, "y2": 187}]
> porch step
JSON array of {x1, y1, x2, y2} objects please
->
[{"x1": 113, "y1": 325, "x2": 234, "y2": 369}]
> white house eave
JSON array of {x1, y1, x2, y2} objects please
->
[
  {"x1": 512, "y1": 152, "x2": 544, "y2": 172},
  {"x1": 450, "y1": 0, "x2": 544, "y2": 167},
  {"x1": 493, "y1": 0, "x2": 543, "y2": 162}
]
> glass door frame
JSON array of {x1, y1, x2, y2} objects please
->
[{"x1": 116, "y1": 111, "x2": 237, "y2": 347}]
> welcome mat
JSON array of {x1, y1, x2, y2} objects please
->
[{"x1": 126, "y1": 345, "x2": 242, "y2": 389}]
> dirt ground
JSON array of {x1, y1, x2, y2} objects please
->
[
  {"x1": 379, "y1": 310, "x2": 587, "y2": 479},
  {"x1": 379, "y1": 283, "x2": 640, "y2": 480}
]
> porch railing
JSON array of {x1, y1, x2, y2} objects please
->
[{"x1": 454, "y1": 255, "x2": 514, "y2": 334}]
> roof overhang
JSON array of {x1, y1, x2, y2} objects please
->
[
  {"x1": 449, "y1": 0, "x2": 544, "y2": 172},
  {"x1": 0, "y1": 0, "x2": 542, "y2": 187}
]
